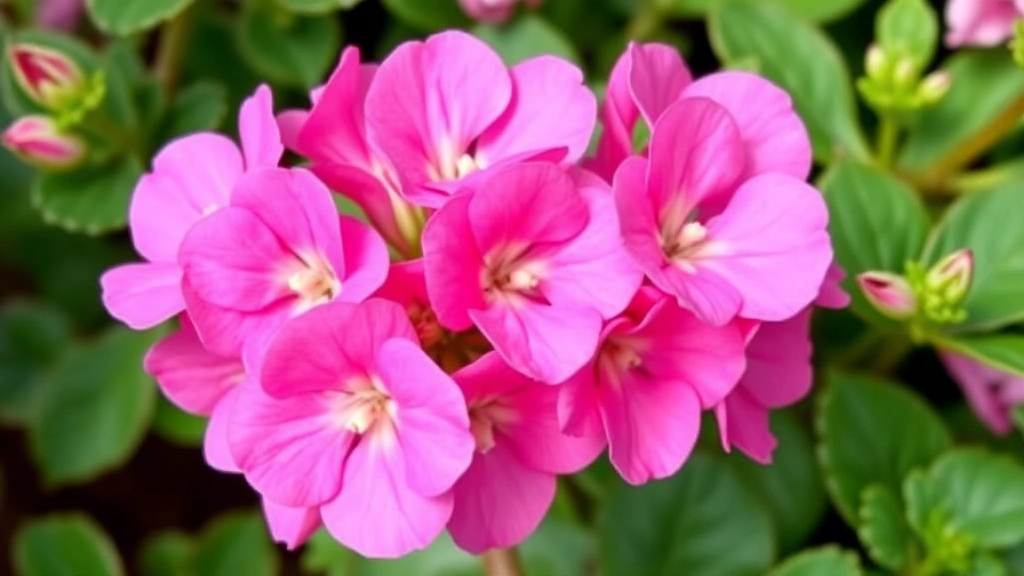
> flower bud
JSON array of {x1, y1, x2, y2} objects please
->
[
  {"x1": 7, "y1": 43, "x2": 84, "y2": 110},
  {"x1": 925, "y1": 249, "x2": 973, "y2": 305},
  {"x1": 2, "y1": 115, "x2": 85, "y2": 169},
  {"x1": 917, "y1": 71, "x2": 952, "y2": 106},
  {"x1": 865, "y1": 44, "x2": 888, "y2": 79},
  {"x1": 892, "y1": 55, "x2": 918, "y2": 88},
  {"x1": 857, "y1": 271, "x2": 917, "y2": 320}
]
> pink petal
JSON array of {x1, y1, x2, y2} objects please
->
[
  {"x1": 945, "y1": 0, "x2": 1020, "y2": 47},
  {"x1": 940, "y1": 352, "x2": 1016, "y2": 435},
  {"x1": 321, "y1": 441, "x2": 453, "y2": 558},
  {"x1": 130, "y1": 134, "x2": 243, "y2": 263},
  {"x1": 365, "y1": 31, "x2": 512, "y2": 203},
  {"x1": 714, "y1": 388, "x2": 776, "y2": 464},
  {"x1": 239, "y1": 84, "x2": 284, "y2": 169},
  {"x1": 229, "y1": 382, "x2": 354, "y2": 507},
  {"x1": 180, "y1": 276, "x2": 293, "y2": 358},
  {"x1": 477, "y1": 56, "x2": 596, "y2": 167},
  {"x1": 682, "y1": 71, "x2": 811, "y2": 181},
  {"x1": 558, "y1": 363, "x2": 607, "y2": 437},
  {"x1": 338, "y1": 215, "x2": 390, "y2": 302},
  {"x1": 448, "y1": 442, "x2": 555, "y2": 554},
  {"x1": 627, "y1": 42, "x2": 693, "y2": 127},
  {"x1": 816, "y1": 262, "x2": 851, "y2": 309},
  {"x1": 204, "y1": 386, "x2": 241, "y2": 473},
  {"x1": 702, "y1": 173, "x2": 832, "y2": 322},
  {"x1": 143, "y1": 316, "x2": 244, "y2": 415},
  {"x1": 470, "y1": 302, "x2": 602, "y2": 385},
  {"x1": 262, "y1": 499, "x2": 320, "y2": 551},
  {"x1": 374, "y1": 259, "x2": 429, "y2": 307},
  {"x1": 590, "y1": 49, "x2": 641, "y2": 182},
  {"x1": 740, "y1": 311, "x2": 813, "y2": 409},
  {"x1": 276, "y1": 110, "x2": 307, "y2": 152},
  {"x1": 100, "y1": 262, "x2": 184, "y2": 330},
  {"x1": 421, "y1": 194, "x2": 487, "y2": 331},
  {"x1": 376, "y1": 338, "x2": 474, "y2": 498}
]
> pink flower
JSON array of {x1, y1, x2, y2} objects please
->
[
  {"x1": 2, "y1": 115, "x2": 85, "y2": 168},
  {"x1": 941, "y1": 352, "x2": 1024, "y2": 435},
  {"x1": 714, "y1": 267, "x2": 849, "y2": 463},
  {"x1": 365, "y1": 30, "x2": 595, "y2": 208},
  {"x1": 422, "y1": 162, "x2": 642, "y2": 384},
  {"x1": 613, "y1": 97, "x2": 832, "y2": 326},
  {"x1": 262, "y1": 499, "x2": 320, "y2": 551},
  {"x1": 945, "y1": 0, "x2": 1024, "y2": 47},
  {"x1": 36, "y1": 0, "x2": 85, "y2": 30},
  {"x1": 101, "y1": 85, "x2": 283, "y2": 330},
  {"x1": 178, "y1": 166, "x2": 389, "y2": 357},
  {"x1": 457, "y1": 0, "x2": 542, "y2": 23},
  {"x1": 590, "y1": 42, "x2": 811, "y2": 184},
  {"x1": 448, "y1": 353, "x2": 603, "y2": 552},
  {"x1": 228, "y1": 299, "x2": 475, "y2": 558},
  {"x1": 558, "y1": 288, "x2": 746, "y2": 485}
]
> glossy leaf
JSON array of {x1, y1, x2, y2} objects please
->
[
  {"x1": 0, "y1": 300, "x2": 71, "y2": 425},
  {"x1": 601, "y1": 452, "x2": 775, "y2": 576},
  {"x1": 816, "y1": 372, "x2": 951, "y2": 525},
  {"x1": 86, "y1": 0, "x2": 196, "y2": 35},
  {"x1": 28, "y1": 326, "x2": 161, "y2": 486},
  {"x1": 379, "y1": 0, "x2": 469, "y2": 31},
  {"x1": 158, "y1": 81, "x2": 228, "y2": 142},
  {"x1": 473, "y1": 14, "x2": 580, "y2": 65},
  {"x1": 858, "y1": 484, "x2": 914, "y2": 570},
  {"x1": 32, "y1": 156, "x2": 143, "y2": 236},
  {"x1": 936, "y1": 334, "x2": 1024, "y2": 378},
  {"x1": 767, "y1": 546, "x2": 863, "y2": 576},
  {"x1": 709, "y1": 0, "x2": 870, "y2": 163},
  {"x1": 13, "y1": 514, "x2": 124, "y2": 576},
  {"x1": 665, "y1": 0, "x2": 868, "y2": 23},
  {"x1": 193, "y1": 512, "x2": 279, "y2": 576},
  {"x1": 236, "y1": 2, "x2": 342, "y2": 88},
  {"x1": 876, "y1": 0, "x2": 939, "y2": 69},
  {"x1": 273, "y1": 0, "x2": 363, "y2": 13},
  {"x1": 138, "y1": 532, "x2": 193, "y2": 576}
]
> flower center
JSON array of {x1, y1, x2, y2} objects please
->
[
  {"x1": 408, "y1": 301, "x2": 444, "y2": 349},
  {"x1": 597, "y1": 335, "x2": 646, "y2": 389},
  {"x1": 287, "y1": 253, "x2": 340, "y2": 309},
  {"x1": 482, "y1": 246, "x2": 546, "y2": 304},
  {"x1": 337, "y1": 378, "x2": 394, "y2": 435},
  {"x1": 468, "y1": 399, "x2": 516, "y2": 454}
]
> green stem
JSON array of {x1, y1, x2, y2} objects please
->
[
  {"x1": 482, "y1": 547, "x2": 523, "y2": 576},
  {"x1": 626, "y1": 1, "x2": 664, "y2": 41},
  {"x1": 835, "y1": 328, "x2": 887, "y2": 370},
  {"x1": 876, "y1": 114, "x2": 900, "y2": 168},
  {"x1": 947, "y1": 158, "x2": 1024, "y2": 195},
  {"x1": 154, "y1": 7, "x2": 194, "y2": 96},
  {"x1": 869, "y1": 334, "x2": 913, "y2": 376}
]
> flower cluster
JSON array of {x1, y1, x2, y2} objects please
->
[{"x1": 101, "y1": 32, "x2": 846, "y2": 558}]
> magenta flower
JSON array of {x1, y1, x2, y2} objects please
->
[
  {"x1": 422, "y1": 162, "x2": 642, "y2": 384},
  {"x1": 558, "y1": 288, "x2": 746, "y2": 485},
  {"x1": 590, "y1": 42, "x2": 811, "y2": 184},
  {"x1": 613, "y1": 97, "x2": 832, "y2": 326},
  {"x1": 36, "y1": 0, "x2": 85, "y2": 30},
  {"x1": 365, "y1": 30, "x2": 595, "y2": 207},
  {"x1": 941, "y1": 352, "x2": 1024, "y2": 435},
  {"x1": 7, "y1": 43, "x2": 84, "y2": 110},
  {"x1": 447, "y1": 353, "x2": 603, "y2": 552},
  {"x1": 262, "y1": 499, "x2": 320, "y2": 551},
  {"x1": 945, "y1": 0, "x2": 1023, "y2": 47},
  {"x1": 2, "y1": 115, "x2": 85, "y2": 168},
  {"x1": 457, "y1": 0, "x2": 542, "y2": 22},
  {"x1": 101, "y1": 85, "x2": 283, "y2": 330},
  {"x1": 178, "y1": 166, "x2": 389, "y2": 357},
  {"x1": 228, "y1": 299, "x2": 475, "y2": 558}
]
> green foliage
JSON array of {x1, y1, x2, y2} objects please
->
[
  {"x1": 876, "y1": 0, "x2": 939, "y2": 70},
  {"x1": 858, "y1": 484, "x2": 914, "y2": 570},
  {"x1": 767, "y1": 546, "x2": 864, "y2": 576},
  {"x1": 0, "y1": 300, "x2": 72, "y2": 425},
  {"x1": 236, "y1": 0, "x2": 342, "y2": 89},
  {"x1": 473, "y1": 15, "x2": 579, "y2": 65},
  {"x1": 13, "y1": 514, "x2": 124, "y2": 576},
  {"x1": 86, "y1": 0, "x2": 197, "y2": 35}
]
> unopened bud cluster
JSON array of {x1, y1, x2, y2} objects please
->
[{"x1": 857, "y1": 43, "x2": 951, "y2": 115}]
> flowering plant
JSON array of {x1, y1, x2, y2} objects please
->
[{"x1": 3, "y1": 0, "x2": 1024, "y2": 575}]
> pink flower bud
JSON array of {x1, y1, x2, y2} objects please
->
[
  {"x1": 7, "y1": 43, "x2": 84, "y2": 110},
  {"x1": 2, "y1": 115, "x2": 85, "y2": 169},
  {"x1": 926, "y1": 249, "x2": 974, "y2": 304},
  {"x1": 457, "y1": 0, "x2": 542, "y2": 23},
  {"x1": 856, "y1": 271, "x2": 917, "y2": 320}
]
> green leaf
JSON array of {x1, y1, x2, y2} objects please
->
[
  {"x1": 818, "y1": 161, "x2": 930, "y2": 326},
  {"x1": 600, "y1": 452, "x2": 775, "y2": 576},
  {"x1": 379, "y1": 0, "x2": 469, "y2": 32},
  {"x1": 29, "y1": 326, "x2": 161, "y2": 486},
  {"x1": 924, "y1": 182, "x2": 1024, "y2": 332},
  {"x1": 900, "y1": 52, "x2": 1024, "y2": 172},
  {"x1": 13, "y1": 514, "x2": 124, "y2": 576},
  {"x1": 236, "y1": 2, "x2": 342, "y2": 89},
  {"x1": 0, "y1": 300, "x2": 72, "y2": 426},
  {"x1": 301, "y1": 530, "x2": 360, "y2": 576},
  {"x1": 138, "y1": 532, "x2": 193, "y2": 576},
  {"x1": 664, "y1": 0, "x2": 869, "y2": 23},
  {"x1": 858, "y1": 484, "x2": 915, "y2": 570},
  {"x1": 936, "y1": 334, "x2": 1024, "y2": 378},
  {"x1": 193, "y1": 512, "x2": 278, "y2": 576},
  {"x1": 708, "y1": 0, "x2": 870, "y2": 164},
  {"x1": 473, "y1": 14, "x2": 579, "y2": 65},
  {"x1": 86, "y1": 0, "x2": 196, "y2": 35},
  {"x1": 159, "y1": 81, "x2": 228, "y2": 142},
  {"x1": 816, "y1": 372, "x2": 952, "y2": 525},
  {"x1": 32, "y1": 157, "x2": 143, "y2": 235},
  {"x1": 518, "y1": 517, "x2": 595, "y2": 576},
  {"x1": 359, "y1": 533, "x2": 477, "y2": 576},
  {"x1": 729, "y1": 411, "x2": 827, "y2": 554},
  {"x1": 151, "y1": 396, "x2": 207, "y2": 447},
  {"x1": 273, "y1": 0, "x2": 362, "y2": 13},
  {"x1": 767, "y1": 546, "x2": 863, "y2": 576},
  {"x1": 905, "y1": 448, "x2": 1024, "y2": 550},
  {"x1": 876, "y1": 0, "x2": 939, "y2": 69}
]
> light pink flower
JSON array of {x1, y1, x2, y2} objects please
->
[
  {"x1": 590, "y1": 42, "x2": 811, "y2": 184},
  {"x1": 229, "y1": 299, "x2": 475, "y2": 558},
  {"x1": 945, "y1": 0, "x2": 1024, "y2": 47},
  {"x1": 613, "y1": 98, "x2": 832, "y2": 326},
  {"x1": 422, "y1": 162, "x2": 642, "y2": 384},
  {"x1": 101, "y1": 85, "x2": 283, "y2": 330},
  {"x1": 365, "y1": 30, "x2": 595, "y2": 207},
  {"x1": 558, "y1": 288, "x2": 746, "y2": 485},
  {"x1": 2, "y1": 115, "x2": 85, "y2": 168},
  {"x1": 262, "y1": 499, "x2": 320, "y2": 551},
  {"x1": 178, "y1": 166, "x2": 389, "y2": 358},
  {"x1": 448, "y1": 353, "x2": 603, "y2": 552},
  {"x1": 457, "y1": 0, "x2": 542, "y2": 22},
  {"x1": 941, "y1": 352, "x2": 1024, "y2": 435},
  {"x1": 36, "y1": 0, "x2": 85, "y2": 30}
]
